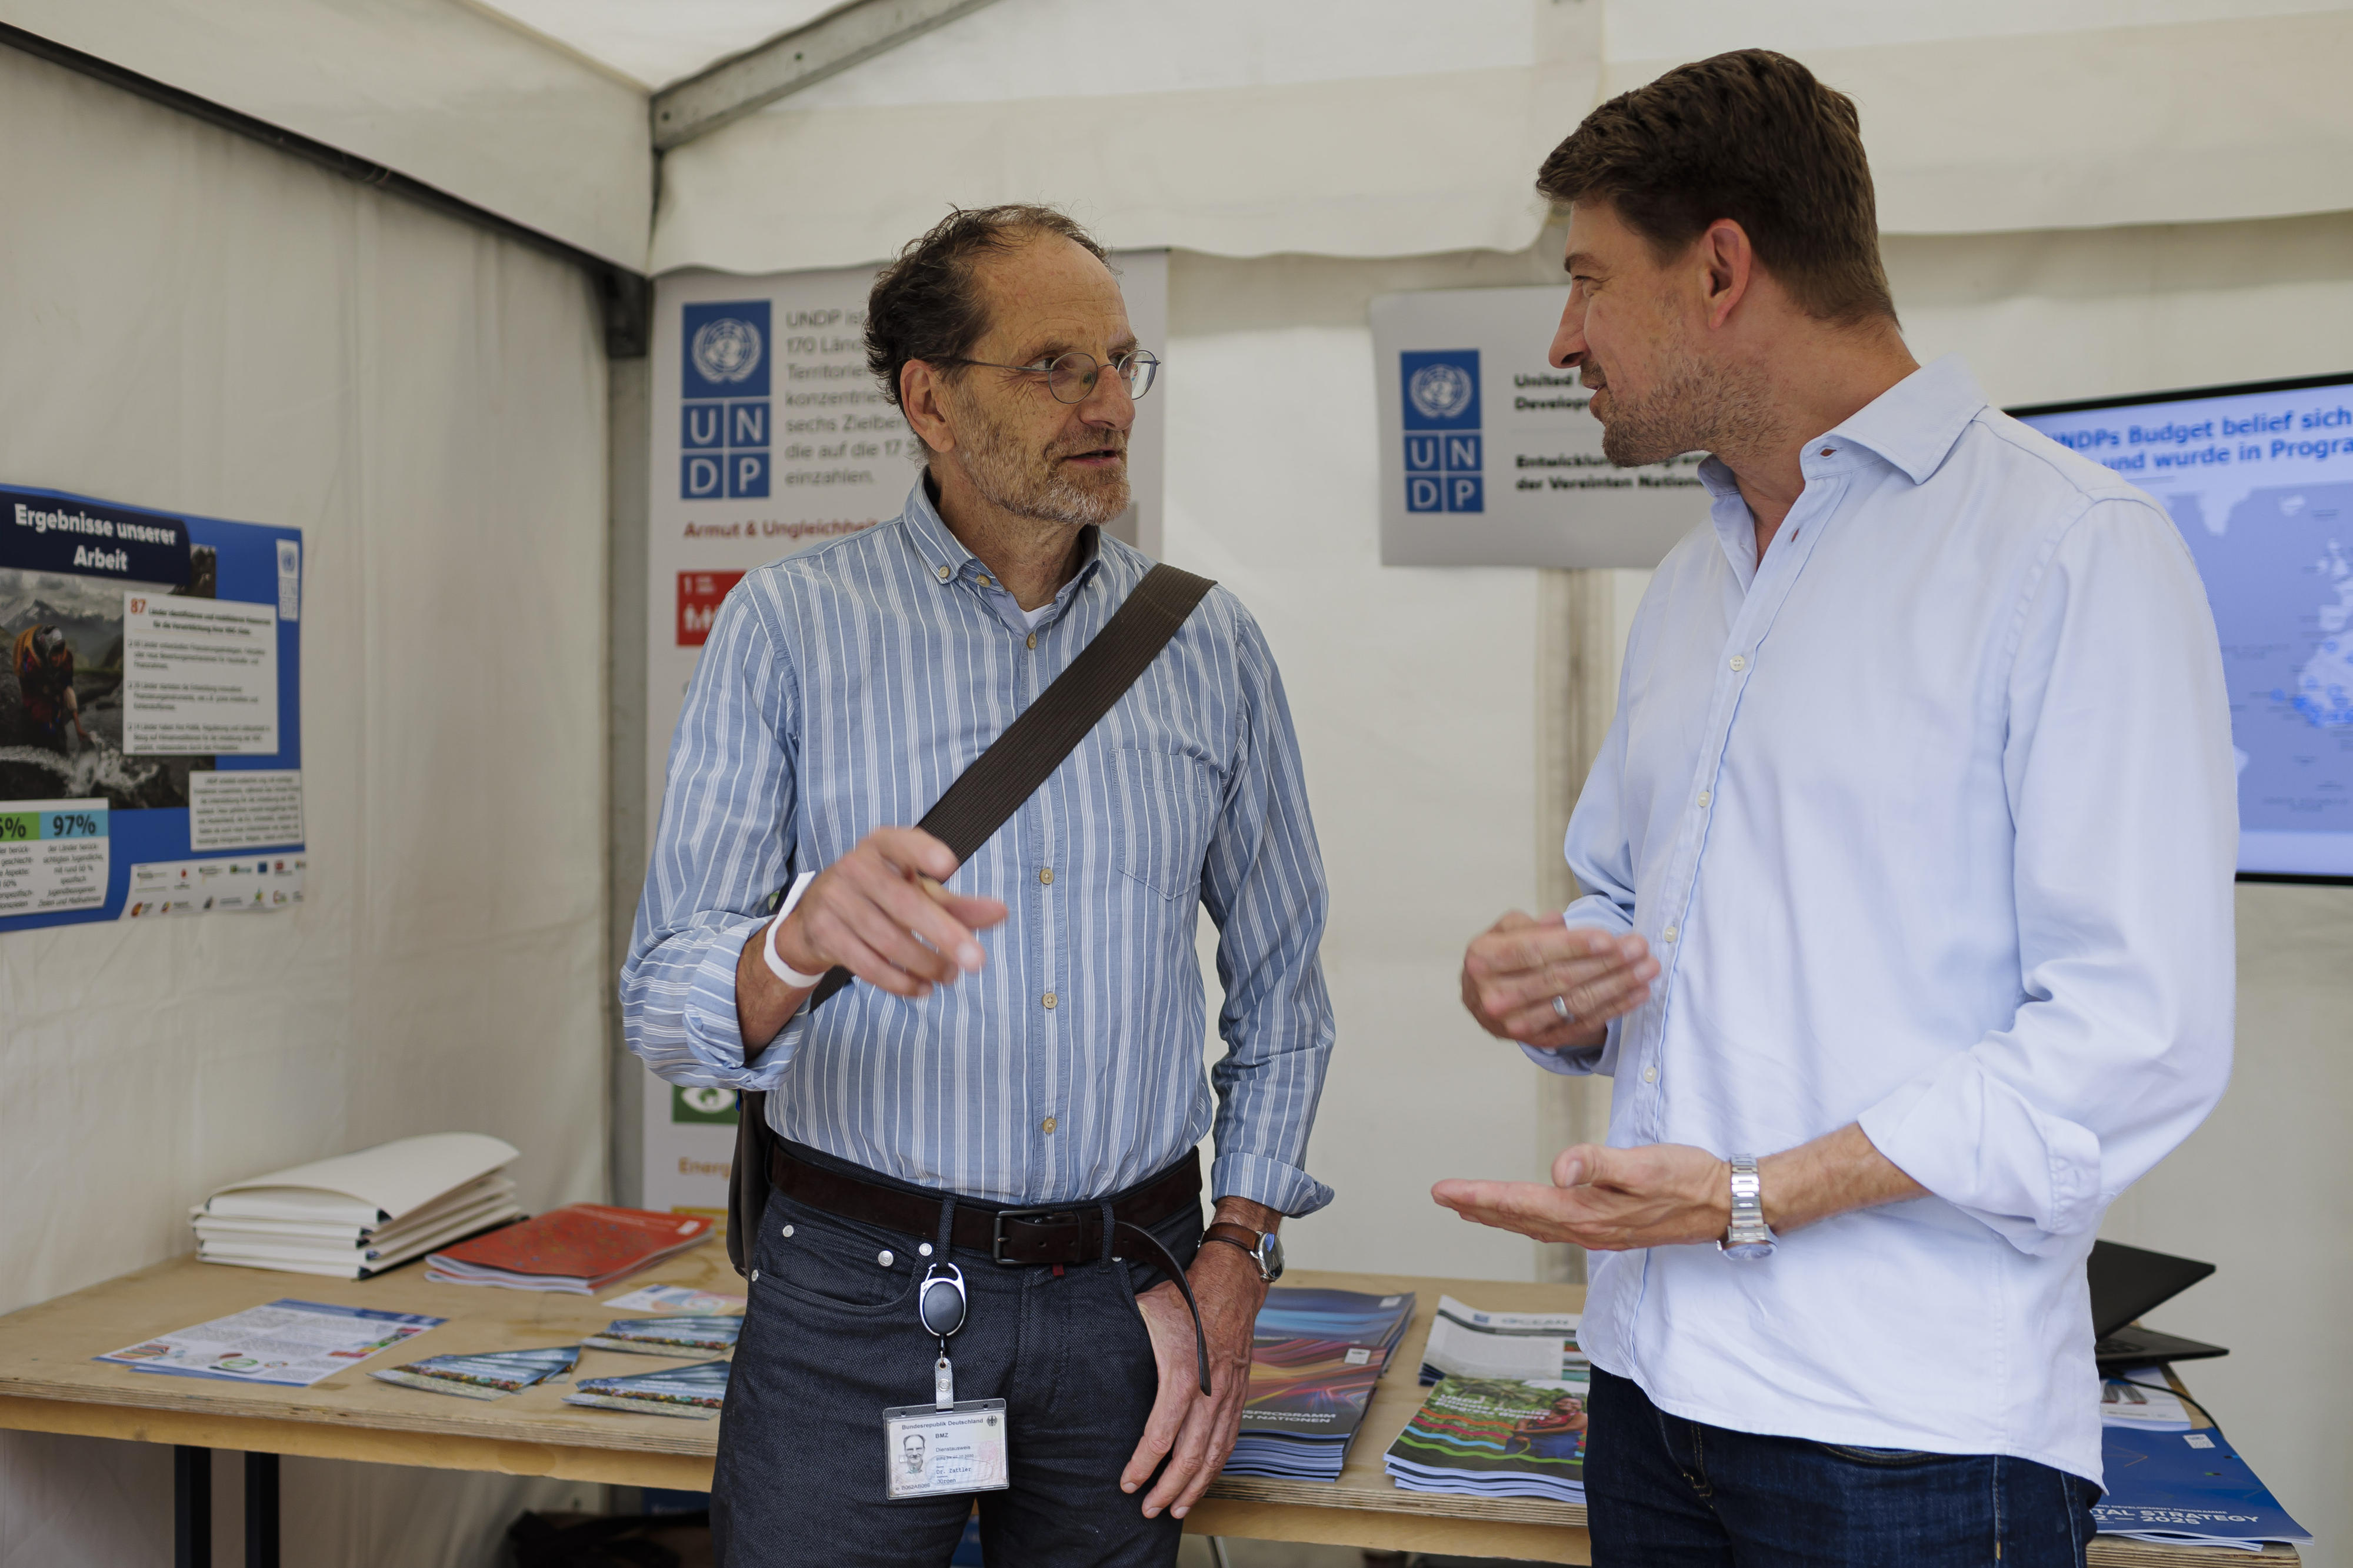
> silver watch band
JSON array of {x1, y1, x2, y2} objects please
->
[{"x1": 1719, "y1": 1154, "x2": 1777, "y2": 1259}]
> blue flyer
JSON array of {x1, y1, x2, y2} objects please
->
[{"x1": 2096, "y1": 1425, "x2": 2312, "y2": 1549}]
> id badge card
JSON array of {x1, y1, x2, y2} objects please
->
[{"x1": 883, "y1": 1399, "x2": 1010, "y2": 1499}]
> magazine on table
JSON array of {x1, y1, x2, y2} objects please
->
[
  {"x1": 370, "y1": 1346, "x2": 579, "y2": 1400},
  {"x1": 1419, "y1": 1295, "x2": 1584, "y2": 1385},
  {"x1": 563, "y1": 1358, "x2": 732, "y2": 1419},
  {"x1": 581, "y1": 1315, "x2": 742, "y2": 1356},
  {"x1": 1385, "y1": 1372, "x2": 1591, "y2": 1504},
  {"x1": 2095, "y1": 1424, "x2": 2311, "y2": 1551}
]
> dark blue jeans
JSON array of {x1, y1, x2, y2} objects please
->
[
  {"x1": 1585, "y1": 1367, "x2": 2100, "y2": 1567},
  {"x1": 712, "y1": 1185, "x2": 1201, "y2": 1568}
]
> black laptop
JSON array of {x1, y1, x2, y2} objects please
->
[{"x1": 2089, "y1": 1240, "x2": 2227, "y2": 1370}]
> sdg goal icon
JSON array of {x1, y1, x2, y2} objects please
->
[
  {"x1": 1401, "y1": 349, "x2": 1483, "y2": 513},
  {"x1": 681, "y1": 301, "x2": 772, "y2": 499}
]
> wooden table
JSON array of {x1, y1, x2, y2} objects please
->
[{"x1": 0, "y1": 1256, "x2": 2294, "y2": 1567}]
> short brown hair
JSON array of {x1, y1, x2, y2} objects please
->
[
  {"x1": 1535, "y1": 50, "x2": 1895, "y2": 325},
  {"x1": 865, "y1": 204, "x2": 1108, "y2": 409}
]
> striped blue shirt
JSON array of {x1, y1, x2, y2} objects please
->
[{"x1": 623, "y1": 481, "x2": 1336, "y2": 1215}]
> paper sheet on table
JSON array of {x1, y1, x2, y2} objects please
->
[{"x1": 96, "y1": 1298, "x2": 443, "y2": 1387}]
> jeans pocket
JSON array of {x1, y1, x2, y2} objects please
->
[
  {"x1": 753, "y1": 1202, "x2": 923, "y2": 1316},
  {"x1": 1813, "y1": 1443, "x2": 1951, "y2": 1467}
]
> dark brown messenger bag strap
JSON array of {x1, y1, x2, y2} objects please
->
[{"x1": 726, "y1": 562, "x2": 1217, "y2": 1273}]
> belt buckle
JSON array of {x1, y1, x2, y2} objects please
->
[{"x1": 991, "y1": 1206, "x2": 1082, "y2": 1265}]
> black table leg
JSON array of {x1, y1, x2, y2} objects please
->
[
  {"x1": 244, "y1": 1452, "x2": 279, "y2": 1568},
  {"x1": 174, "y1": 1446, "x2": 211, "y2": 1568}
]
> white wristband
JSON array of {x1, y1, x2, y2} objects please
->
[{"x1": 762, "y1": 871, "x2": 827, "y2": 988}]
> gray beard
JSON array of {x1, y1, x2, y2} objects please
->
[{"x1": 949, "y1": 395, "x2": 1129, "y2": 528}]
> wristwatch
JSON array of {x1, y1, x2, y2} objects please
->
[
  {"x1": 1202, "y1": 1222, "x2": 1285, "y2": 1283},
  {"x1": 1718, "y1": 1155, "x2": 1778, "y2": 1261}
]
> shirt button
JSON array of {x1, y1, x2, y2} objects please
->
[
  {"x1": 1043, "y1": 992, "x2": 1058, "y2": 1009},
  {"x1": 1041, "y1": 1116, "x2": 1058, "y2": 1134},
  {"x1": 978, "y1": 575, "x2": 995, "y2": 587},
  {"x1": 935, "y1": 565, "x2": 951, "y2": 582},
  {"x1": 1026, "y1": 632, "x2": 1038, "y2": 649},
  {"x1": 1728, "y1": 655, "x2": 1747, "y2": 672},
  {"x1": 1661, "y1": 925, "x2": 1678, "y2": 943},
  {"x1": 1642, "y1": 1065, "x2": 1658, "y2": 1083},
  {"x1": 1039, "y1": 868, "x2": 1054, "y2": 885},
  {"x1": 1696, "y1": 791, "x2": 1711, "y2": 809}
]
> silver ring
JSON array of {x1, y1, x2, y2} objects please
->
[{"x1": 1551, "y1": 995, "x2": 1573, "y2": 1022}]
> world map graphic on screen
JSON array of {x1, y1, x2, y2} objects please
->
[{"x1": 2014, "y1": 377, "x2": 2353, "y2": 878}]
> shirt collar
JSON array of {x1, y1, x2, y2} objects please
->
[
  {"x1": 1692, "y1": 353, "x2": 1987, "y2": 502},
  {"x1": 899, "y1": 475, "x2": 1107, "y2": 616},
  {"x1": 1819, "y1": 353, "x2": 1986, "y2": 485}
]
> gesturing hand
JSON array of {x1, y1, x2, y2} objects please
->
[
  {"x1": 736, "y1": 826, "x2": 1009, "y2": 1049},
  {"x1": 1432, "y1": 1143, "x2": 1730, "y2": 1252},
  {"x1": 1120, "y1": 1218, "x2": 1269, "y2": 1520},
  {"x1": 1461, "y1": 911, "x2": 1658, "y2": 1051}
]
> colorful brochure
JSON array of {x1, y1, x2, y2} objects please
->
[
  {"x1": 581, "y1": 1315, "x2": 742, "y2": 1356},
  {"x1": 563, "y1": 1358, "x2": 732, "y2": 1419},
  {"x1": 1384, "y1": 1373, "x2": 1591, "y2": 1504},
  {"x1": 369, "y1": 1346, "x2": 579, "y2": 1400}
]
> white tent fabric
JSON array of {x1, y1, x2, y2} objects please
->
[
  {"x1": 649, "y1": 0, "x2": 2353, "y2": 272},
  {"x1": 0, "y1": 0, "x2": 652, "y2": 267},
  {"x1": 0, "y1": 41, "x2": 610, "y2": 1566}
]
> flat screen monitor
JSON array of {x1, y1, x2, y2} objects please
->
[{"x1": 2011, "y1": 373, "x2": 2353, "y2": 882}]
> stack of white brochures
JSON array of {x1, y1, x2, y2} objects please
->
[
  {"x1": 1419, "y1": 1295, "x2": 1586, "y2": 1385},
  {"x1": 191, "y1": 1133, "x2": 523, "y2": 1279}
]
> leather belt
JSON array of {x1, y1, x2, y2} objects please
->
[{"x1": 768, "y1": 1143, "x2": 1214, "y2": 1394}]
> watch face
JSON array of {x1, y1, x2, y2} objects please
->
[
  {"x1": 1720, "y1": 1240, "x2": 1776, "y2": 1262},
  {"x1": 1258, "y1": 1230, "x2": 1285, "y2": 1282}
]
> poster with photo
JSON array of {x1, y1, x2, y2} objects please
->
[{"x1": 0, "y1": 483, "x2": 304, "y2": 931}]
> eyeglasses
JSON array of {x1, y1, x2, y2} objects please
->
[{"x1": 939, "y1": 349, "x2": 1160, "y2": 404}]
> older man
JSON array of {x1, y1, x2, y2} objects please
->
[
  {"x1": 1440, "y1": 52, "x2": 2235, "y2": 1566},
  {"x1": 625, "y1": 206, "x2": 1335, "y2": 1566}
]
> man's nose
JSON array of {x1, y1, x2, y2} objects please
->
[
  {"x1": 1549, "y1": 302, "x2": 1587, "y2": 371},
  {"x1": 1076, "y1": 361, "x2": 1136, "y2": 430}
]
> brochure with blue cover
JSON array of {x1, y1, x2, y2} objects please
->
[
  {"x1": 370, "y1": 1346, "x2": 579, "y2": 1400},
  {"x1": 564, "y1": 1358, "x2": 731, "y2": 1419},
  {"x1": 2096, "y1": 1425, "x2": 2312, "y2": 1551}
]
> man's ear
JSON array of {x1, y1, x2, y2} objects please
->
[
  {"x1": 899, "y1": 359, "x2": 958, "y2": 456},
  {"x1": 1696, "y1": 218, "x2": 1754, "y2": 332}
]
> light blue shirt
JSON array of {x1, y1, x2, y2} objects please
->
[
  {"x1": 1536, "y1": 356, "x2": 2236, "y2": 1483},
  {"x1": 624, "y1": 482, "x2": 1336, "y2": 1216}
]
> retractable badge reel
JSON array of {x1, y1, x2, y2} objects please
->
[{"x1": 881, "y1": 1237, "x2": 1009, "y2": 1498}]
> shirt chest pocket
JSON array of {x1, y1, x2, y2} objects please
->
[{"x1": 1106, "y1": 746, "x2": 1220, "y2": 901}]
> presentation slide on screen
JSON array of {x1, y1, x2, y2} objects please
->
[
  {"x1": 2015, "y1": 382, "x2": 2353, "y2": 877},
  {"x1": 0, "y1": 484, "x2": 304, "y2": 929}
]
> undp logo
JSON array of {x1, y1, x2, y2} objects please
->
[
  {"x1": 682, "y1": 299, "x2": 771, "y2": 498},
  {"x1": 1401, "y1": 349, "x2": 1482, "y2": 513},
  {"x1": 692, "y1": 318, "x2": 763, "y2": 386},
  {"x1": 1408, "y1": 361, "x2": 1476, "y2": 423}
]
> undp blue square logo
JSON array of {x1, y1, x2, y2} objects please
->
[
  {"x1": 682, "y1": 301, "x2": 771, "y2": 399},
  {"x1": 1400, "y1": 350, "x2": 1479, "y2": 429}
]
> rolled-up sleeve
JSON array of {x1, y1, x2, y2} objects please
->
[
  {"x1": 1858, "y1": 498, "x2": 2237, "y2": 1255},
  {"x1": 1201, "y1": 606, "x2": 1337, "y2": 1217},
  {"x1": 621, "y1": 583, "x2": 812, "y2": 1092}
]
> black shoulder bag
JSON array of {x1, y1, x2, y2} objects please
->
[{"x1": 725, "y1": 563, "x2": 1216, "y2": 1275}]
